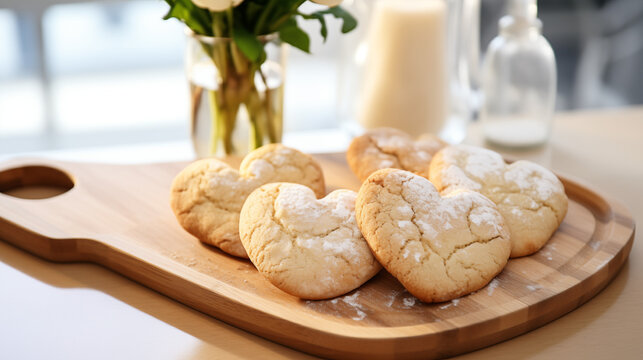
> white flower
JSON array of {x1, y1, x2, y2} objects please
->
[
  {"x1": 192, "y1": 0, "x2": 244, "y2": 12},
  {"x1": 310, "y1": 0, "x2": 343, "y2": 7}
]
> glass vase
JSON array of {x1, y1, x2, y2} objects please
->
[{"x1": 186, "y1": 31, "x2": 286, "y2": 158}]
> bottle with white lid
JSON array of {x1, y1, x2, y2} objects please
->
[{"x1": 480, "y1": 0, "x2": 556, "y2": 148}]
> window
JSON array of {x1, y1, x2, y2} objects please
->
[{"x1": 0, "y1": 0, "x2": 344, "y2": 155}]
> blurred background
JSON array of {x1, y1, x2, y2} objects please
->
[{"x1": 0, "y1": 0, "x2": 642, "y2": 156}]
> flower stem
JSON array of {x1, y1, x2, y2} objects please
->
[
  {"x1": 245, "y1": 85, "x2": 265, "y2": 150},
  {"x1": 222, "y1": 100, "x2": 237, "y2": 154},
  {"x1": 254, "y1": 0, "x2": 277, "y2": 34},
  {"x1": 196, "y1": 33, "x2": 282, "y2": 156},
  {"x1": 257, "y1": 69, "x2": 276, "y2": 143},
  {"x1": 207, "y1": 89, "x2": 220, "y2": 155}
]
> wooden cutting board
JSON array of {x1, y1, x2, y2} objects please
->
[{"x1": 0, "y1": 154, "x2": 634, "y2": 359}]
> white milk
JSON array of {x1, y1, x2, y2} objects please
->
[{"x1": 359, "y1": 0, "x2": 448, "y2": 135}]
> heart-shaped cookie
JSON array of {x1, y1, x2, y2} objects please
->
[
  {"x1": 239, "y1": 183, "x2": 381, "y2": 299},
  {"x1": 429, "y1": 145, "x2": 568, "y2": 257},
  {"x1": 356, "y1": 169, "x2": 511, "y2": 303},
  {"x1": 347, "y1": 127, "x2": 446, "y2": 181},
  {"x1": 170, "y1": 144, "x2": 325, "y2": 258}
]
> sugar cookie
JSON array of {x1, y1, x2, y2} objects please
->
[
  {"x1": 429, "y1": 145, "x2": 568, "y2": 257},
  {"x1": 170, "y1": 144, "x2": 325, "y2": 258},
  {"x1": 356, "y1": 169, "x2": 511, "y2": 303},
  {"x1": 347, "y1": 127, "x2": 446, "y2": 181},
  {"x1": 239, "y1": 183, "x2": 380, "y2": 299}
]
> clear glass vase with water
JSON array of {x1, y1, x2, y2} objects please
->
[{"x1": 186, "y1": 31, "x2": 285, "y2": 158}]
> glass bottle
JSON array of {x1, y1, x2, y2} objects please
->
[{"x1": 480, "y1": 0, "x2": 556, "y2": 148}]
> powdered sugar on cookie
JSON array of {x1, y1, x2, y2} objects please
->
[
  {"x1": 439, "y1": 165, "x2": 483, "y2": 192},
  {"x1": 246, "y1": 158, "x2": 274, "y2": 179},
  {"x1": 503, "y1": 161, "x2": 564, "y2": 201},
  {"x1": 443, "y1": 145, "x2": 504, "y2": 180},
  {"x1": 208, "y1": 167, "x2": 247, "y2": 190},
  {"x1": 372, "y1": 132, "x2": 409, "y2": 149}
]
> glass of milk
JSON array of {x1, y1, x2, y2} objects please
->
[{"x1": 340, "y1": 0, "x2": 479, "y2": 144}]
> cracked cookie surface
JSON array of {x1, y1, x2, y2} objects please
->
[
  {"x1": 170, "y1": 144, "x2": 325, "y2": 258},
  {"x1": 239, "y1": 183, "x2": 381, "y2": 300},
  {"x1": 347, "y1": 127, "x2": 446, "y2": 181},
  {"x1": 429, "y1": 145, "x2": 568, "y2": 257},
  {"x1": 356, "y1": 169, "x2": 511, "y2": 303}
]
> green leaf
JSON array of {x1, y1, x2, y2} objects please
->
[
  {"x1": 300, "y1": 13, "x2": 328, "y2": 42},
  {"x1": 314, "y1": 6, "x2": 358, "y2": 34},
  {"x1": 256, "y1": 47, "x2": 267, "y2": 66},
  {"x1": 233, "y1": 24, "x2": 264, "y2": 62},
  {"x1": 265, "y1": 0, "x2": 305, "y2": 34},
  {"x1": 278, "y1": 19, "x2": 310, "y2": 53},
  {"x1": 162, "y1": 0, "x2": 213, "y2": 36}
]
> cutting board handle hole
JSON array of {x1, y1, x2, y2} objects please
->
[{"x1": 0, "y1": 165, "x2": 74, "y2": 199}]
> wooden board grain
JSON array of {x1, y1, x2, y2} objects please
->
[{"x1": 0, "y1": 154, "x2": 634, "y2": 359}]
